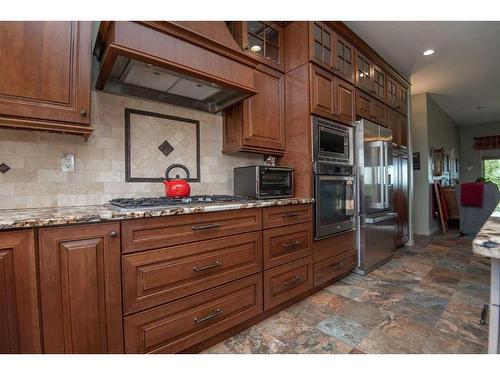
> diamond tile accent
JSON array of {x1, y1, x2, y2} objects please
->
[
  {"x1": 158, "y1": 140, "x2": 174, "y2": 158},
  {"x1": 0, "y1": 163, "x2": 10, "y2": 174}
]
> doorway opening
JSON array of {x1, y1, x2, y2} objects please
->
[{"x1": 483, "y1": 158, "x2": 500, "y2": 212}]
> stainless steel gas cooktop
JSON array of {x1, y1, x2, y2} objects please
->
[{"x1": 107, "y1": 195, "x2": 250, "y2": 211}]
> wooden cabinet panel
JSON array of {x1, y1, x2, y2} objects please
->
[
  {"x1": 333, "y1": 34, "x2": 354, "y2": 83},
  {"x1": 309, "y1": 22, "x2": 334, "y2": 71},
  {"x1": 313, "y1": 229, "x2": 356, "y2": 263},
  {"x1": 355, "y1": 50, "x2": 373, "y2": 93},
  {"x1": 372, "y1": 98, "x2": 387, "y2": 127},
  {"x1": 356, "y1": 89, "x2": 387, "y2": 126},
  {"x1": 263, "y1": 256, "x2": 313, "y2": 310},
  {"x1": 386, "y1": 75, "x2": 399, "y2": 109},
  {"x1": 122, "y1": 232, "x2": 263, "y2": 314},
  {"x1": 39, "y1": 223, "x2": 123, "y2": 353},
  {"x1": 262, "y1": 204, "x2": 312, "y2": 229},
  {"x1": 310, "y1": 65, "x2": 354, "y2": 125},
  {"x1": 371, "y1": 64, "x2": 386, "y2": 102},
  {"x1": 387, "y1": 109, "x2": 400, "y2": 146},
  {"x1": 355, "y1": 89, "x2": 373, "y2": 119},
  {"x1": 399, "y1": 114, "x2": 408, "y2": 148},
  {"x1": 0, "y1": 230, "x2": 41, "y2": 354},
  {"x1": 314, "y1": 249, "x2": 356, "y2": 287},
  {"x1": 0, "y1": 22, "x2": 92, "y2": 137},
  {"x1": 335, "y1": 77, "x2": 355, "y2": 125},
  {"x1": 124, "y1": 274, "x2": 262, "y2": 353},
  {"x1": 121, "y1": 208, "x2": 262, "y2": 254},
  {"x1": 263, "y1": 223, "x2": 312, "y2": 269},
  {"x1": 396, "y1": 84, "x2": 408, "y2": 115},
  {"x1": 223, "y1": 68, "x2": 285, "y2": 154},
  {"x1": 310, "y1": 64, "x2": 335, "y2": 119}
]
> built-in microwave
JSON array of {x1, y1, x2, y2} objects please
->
[{"x1": 313, "y1": 116, "x2": 354, "y2": 166}]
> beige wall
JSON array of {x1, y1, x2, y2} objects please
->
[
  {"x1": 410, "y1": 93, "x2": 430, "y2": 235},
  {"x1": 460, "y1": 122, "x2": 500, "y2": 183},
  {"x1": 0, "y1": 91, "x2": 262, "y2": 209},
  {"x1": 410, "y1": 93, "x2": 460, "y2": 235}
]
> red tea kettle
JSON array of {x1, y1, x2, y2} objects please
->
[{"x1": 164, "y1": 164, "x2": 191, "y2": 198}]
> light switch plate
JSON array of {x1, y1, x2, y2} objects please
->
[{"x1": 60, "y1": 153, "x2": 75, "y2": 173}]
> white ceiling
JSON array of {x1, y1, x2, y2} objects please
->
[{"x1": 345, "y1": 21, "x2": 500, "y2": 126}]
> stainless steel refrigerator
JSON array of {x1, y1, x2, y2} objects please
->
[{"x1": 354, "y1": 119, "x2": 397, "y2": 275}]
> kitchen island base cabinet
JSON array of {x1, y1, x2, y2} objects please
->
[
  {"x1": 124, "y1": 274, "x2": 263, "y2": 354},
  {"x1": 0, "y1": 230, "x2": 41, "y2": 354},
  {"x1": 38, "y1": 223, "x2": 124, "y2": 353}
]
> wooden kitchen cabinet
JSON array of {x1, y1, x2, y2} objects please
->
[
  {"x1": 386, "y1": 75, "x2": 408, "y2": 115},
  {"x1": 371, "y1": 64, "x2": 386, "y2": 102},
  {"x1": 387, "y1": 109, "x2": 408, "y2": 148},
  {"x1": 355, "y1": 49, "x2": 374, "y2": 93},
  {"x1": 226, "y1": 21, "x2": 285, "y2": 72},
  {"x1": 39, "y1": 223, "x2": 124, "y2": 353},
  {"x1": 223, "y1": 67, "x2": 285, "y2": 154},
  {"x1": 310, "y1": 64, "x2": 355, "y2": 125},
  {"x1": 396, "y1": 84, "x2": 408, "y2": 115},
  {"x1": 0, "y1": 230, "x2": 41, "y2": 354},
  {"x1": 0, "y1": 21, "x2": 93, "y2": 138},
  {"x1": 355, "y1": 88, "x2": 387, "y2": 126},
  {"x1": 333, "y1": 33, "x2": 355, "y2": 83}
]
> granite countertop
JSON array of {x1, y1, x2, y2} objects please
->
[
  {"x1": 473, "y1": 205, "x2": 500, "y2": 259},
  {"x1": 0, "y1": 197, "x2": 314, "y2": 230}
]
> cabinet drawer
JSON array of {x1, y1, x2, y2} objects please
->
[
  {"x1": 314, "y1": 250, "x2": 356, "y2": 287},
  {"x1": 263, "y1": 257, "x2": 313, "y2": 310},
  {"x1": 263, "y1": 223, "x2": 312, "y2": 269},
  {"x1": 262, "y1": 204, "x2": 312, "y2": 229},
  {"x1": 122, "y1": 232, "x2": 263, "y2": 314},
  {"x1": 123, "y1": 274, "x2": 262, "y2": 353},
  {"x1": 313, "y1": 229, "x2": 355, "y2": 263},
  {"x1": 121, "y1": 208, "x2": 262, "y2": 254}
]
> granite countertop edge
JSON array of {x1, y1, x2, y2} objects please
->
[
  {"x1": 0, "y1": 197, "x2": 315, "y2": 230},
  {"x1": 472, "y1": 208, "x2": 500, "y2": 260}
]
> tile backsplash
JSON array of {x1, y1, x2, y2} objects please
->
[{"x1": 0, "y1": 91, "x2": 262, "y2": 209}]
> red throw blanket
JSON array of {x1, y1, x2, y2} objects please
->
[{"x1": 460, "y1": 182, "x2": 484, "y2": 207}]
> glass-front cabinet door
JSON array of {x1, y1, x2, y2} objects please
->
[
  {"x1": 310, "y1": 22, "x2": 334, "y2": 70},
  {"x1": 334, "y1": 34, "x2": 354, "y2": 82},
  {"x1": 242, "y1": 21, "x2": 284, "y2": 70}
]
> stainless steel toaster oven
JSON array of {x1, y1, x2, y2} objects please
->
[{"x1": 233, "y1": 166, "x2": 293, "y2": 199}]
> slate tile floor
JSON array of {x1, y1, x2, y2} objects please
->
[{"x1": 204, "y1": 231, "x2": 490, "y2": 354}]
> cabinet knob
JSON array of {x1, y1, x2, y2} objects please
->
[
  {"x1": 110, "y1": 231, "x2": 118, "y2": 238},
  {"x1": 80, "y1": 110, "x2": 88, "y2": 117}
]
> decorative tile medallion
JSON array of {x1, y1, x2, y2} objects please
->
[{"x1": 0, "y1": 163, "x2": 10, "y2": 174}]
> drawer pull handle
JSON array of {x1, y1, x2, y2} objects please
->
[
  {"x1": 192, "y1": 223, "x2": 222, "y2": 231},
  {"x1": 282, "y1": 276, "x2": 304, "y2": 289},
  {"x1": 331, "y1": 262, "x2": 346, "y2": 271},
  {"x1": 194, "y1": 308, "x2": 223, "y2": 324},
  {"x1": 283, "y1": 240, "x2": 303, "y2": 249},
  {"x1": 193, "y1": 261, "x2": 223, "y2": 272},
  {"x1": 281, "y1": 212, "x2": 300, "y2": 218}
]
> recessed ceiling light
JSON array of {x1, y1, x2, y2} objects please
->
[
  {"x1": 422, "y1": 49, "x2": 435, "y2": 56},
  {"x1": 250, "y1": 45, "x2": 262, "y2": 52}
]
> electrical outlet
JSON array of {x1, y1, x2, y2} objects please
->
[{"x1": 60, "y1": 153, "x2": 75, "y2": 173}]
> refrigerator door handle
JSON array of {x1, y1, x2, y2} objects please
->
[{"x1": 365, "y1": 212, "x2": 398, "y2": 224}]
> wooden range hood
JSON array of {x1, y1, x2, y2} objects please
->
[{"x1": 94, "y1": 21, "x2": 258, "y2": 113}]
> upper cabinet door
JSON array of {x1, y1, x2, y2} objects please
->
[
  {"x1": 310, "y1": 22, "x2": 334, "y2": 71},
  {"x1": 239, "y1": 21, "x2": 284, "y2": 71},
  {"x1": 333, "y1": 34, "x2": 354, "y2": 83},
  {"x1": 0, "y1": 230, "x2": 41, "y2": 354},
  {"x1": 386, "y1": 75, "x2": 399, "y2": 109},
  {"x1": 396, "y1": 85, "x2": 408, "y2": 115},
  {"x1": 355, "y1": 50, "x2": 373, "y2": 93},
  {"x1": 39, "y1": 223, "x2": 124, "y2": 354},
  {"x1": 334, "y1": 77, "x2": 355, "y2": 125},
  {"x1": 371, "y1": 64, "x2": 386, "y2": 102},
  {"x1": 310, "y1": 64, "x2": 336, "y2": 119},
  {"x1": 242, "y1": 68, "x2": 286, "y2": 152},
  {"x1": 0, "y1": 22, "x2": 92, "y2": 130}
]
